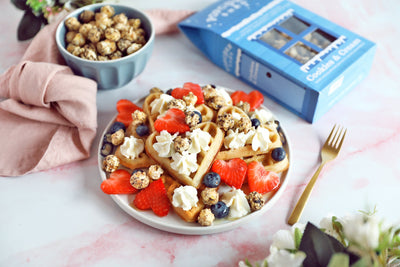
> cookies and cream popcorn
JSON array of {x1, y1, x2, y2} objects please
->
[
  {"x1": 111, "y1": 129, "x2": 124, "y2": 146},
  {"x1": 132, "y1": 110, "x2": 147, "y2": 125},
  {"x1": 184, "y1": 110, "x2": 202, "y2": 128},
  {"x1": 201, "y1": 187, "x2": 219, "y2": 205},
  {"x1": 167, "y1": 99, "x2": 186, "y2": 111},
  {"x1": 174, "y1": 136, "x2": 191, "y2": 154},
  {"x1": 216, "y1": 113, "x2": 235, "y2": 131},
  {"x1": 102, "y1": 155, "x2": 120, "y2": 173},
  {"x1": 198, "y1": 208, "x2": 215, "y2": 226},
  {"x1": 148, "y1": 165, "x2": 163, "y2": 180},
  {"x1": 64, "y1": 5, "x2": 147, "y2": 60},
  {"x1": 247, "y1": 192, "x2": 265, "y2": 211},
  {"x1": 182, "y1": 92, "x2": 197, "y2": 106},
  {"x1": 130, "y1": 170, "x2": 150, "y2": 189}
]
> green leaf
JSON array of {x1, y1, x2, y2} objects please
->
[
  {"x1": 17, "y1": 10, "x2": 43, "y2": 41},
  {"x1": 11, "y1": 0, "x2": 28, "y2": 10},
  {"x1": 294, "y1": 227, "x2": 303, "y2": 250},
  {"x1": 327, "y1": 253, "x2": 350, "y2": 267}
]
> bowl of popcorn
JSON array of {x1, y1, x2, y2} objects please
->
[{"x1": 55, "y1": 4, "x2": 154, "y2": 89}]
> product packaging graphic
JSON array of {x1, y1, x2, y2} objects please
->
[{"x1": 179, "y1": 0, "x2": 376, "y2": 122}]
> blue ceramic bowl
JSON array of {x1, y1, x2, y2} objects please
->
[{"x1": 55, "y1": 3, "x2": 154, "y2": 90}]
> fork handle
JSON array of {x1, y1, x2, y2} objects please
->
[{"x1": 287, "y1": 162, "x2": 326, "y2": 225}]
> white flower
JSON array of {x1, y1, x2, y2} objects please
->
[
  {"x1": 341, "y1": 213, "x2": 380, "y2": 249},
  {"x1": 319, "y1": 214, "x2": 341, "y2": 240},
  {"x1": 266, "y1": 246, "x2": 306, "y2": 267},
  {"x1": 271, "y1": 223, "x2": 306, "y2": 250}
]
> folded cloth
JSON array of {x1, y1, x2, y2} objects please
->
[{"x1": 0, "y1": 13, "x2": 97, "y2": 177}]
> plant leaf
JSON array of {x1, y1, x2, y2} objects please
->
[
  {"x1": 327, "y1": 253, "x2": 350, "y2": 267},
  {"x1": 11, "y1": 0, "x2": 28, "y2": 10},
  {"x1": 17, "y1": 10, "x2": 43, "y2": 41}
]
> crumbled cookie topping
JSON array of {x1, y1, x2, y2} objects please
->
[
  {"x1": 201, "y1": 187, "x2": 219, "y2": 205},
  {"x1": 247, "y1": 191, "x2": 265, "y2": 211},
  {"x1": 207, "y1": 95, "x2": 226, "y2": 110},
  {"x1": 148, "y1": 165, "x2": 164, "y2": 180},
  {"x1": 102, "y1": 155, "x2": 120, "y2": 172},
  {"x1": 130, "y1": 170, "x2": 150, "y2": 189},
  {"x1": 182, "y1": 92, "x2": 197, "y2": 106},
  {"x1": 236, "y1": 117, "x2": 252, "y2": 133},
  {"x1": 202, "y1": 85, "x2": 218, "y2": 101},
  {"x1": 174, "y1": 136, "x2": 191, "y2": 153},
  {"x1": 198, "y1": 208, "x2": 215, "y2": 226}
]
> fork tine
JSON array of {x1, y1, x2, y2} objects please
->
[
  {"x1": 324, "y1": 124, "x2": 337, "y2": 146},
  {"x1": 336, "y1": 128, "x2": 347, "y2": 150}
]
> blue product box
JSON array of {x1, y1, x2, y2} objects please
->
[{"x1": 178, "y1": 0, "x2": 376, "y2": 123}]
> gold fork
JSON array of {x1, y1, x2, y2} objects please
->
[{"x1": 287, "y1": 124, "x2": 347, "y2": 225}]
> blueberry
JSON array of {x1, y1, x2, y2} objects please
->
[
  {"x1": 194, "y1": 110, "x2": 202, "y2": 124},
  {"x1": 271, "y1": 147, "x2": 286, "y2": 162},
  {"x1": 203, "y1": 172, "x2": 221, "y2": 188},
  {"x1": 211, "y1": 201, "x2": 230, "y2": 219},
  {"x1": 136, "y1": 124, "x2": 149, "y2": 136},
  {"x1": 100, "y1": 142, "x2": 114, "y2": 157},
  {"x1": 109, "y1": 121, "x2": 126, "y2": 134},
  {"x1": 166, "y1": 88, "x2": 173, "y2": 95},
  {"x1": 251, "y1": 118, "x2": 261, "y2": 128}
]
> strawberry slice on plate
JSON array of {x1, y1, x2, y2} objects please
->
[
  {"x1": 247, "y1": 161, "x2": 280, "y2": 194},
  {"x1": 231, "y1": 90, "x2": 264, "y2": 111},
  {"x1": 116, "y1": 99, "x2": 143, "y2": 127},
  {"x1": 133, "y1": 179, "x2": 170, "y2": 217},
  {"x1": 211, "y1": 158, "x2": 247, "y2": 189},
  {"x1": 101, "y1": 169, "x2": 138, "y2": 194},
  {"x1": 154, "y1": 108, "x2": 190, "y2": 134},
  {"x1": 171, "y1": 82, "x2": 204, "y2": 105}
]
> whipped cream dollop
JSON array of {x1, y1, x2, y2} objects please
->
[
  {"x1": 171, "y1": 151, "x2": 198, "y2": 176},
  {"x1": 221, "y1": 188, "x2": 251, "y2": 219},
  {"x1": 251, "y1": 126, "x2": 271, "y2": 152},
  {"x1": 224, "y1": 128, "x2": 255, "y2": 149},
  {"x1": 150, "y1": 93, "x2": 174, "y2": 117},
  {"x1": 153, "y1": 130, "x2": 178, "y2": 157},
  {"x1": 250, "y1": 108, "x2": 274, "y2": 124},
  {"x1": 120, "y1": 136, "x2": 144, "y2": 159},
  {"x1": 172, "y1": 185, "x2": 199, "y2": 211},
  {"x1": 186, "y1": 128, "x2": 211, "y2": 154}
]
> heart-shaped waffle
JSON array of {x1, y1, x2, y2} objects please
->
[
  {"x1": 143, "y1": 92, "x2": 163, "y2": 133},
  {"x1": 145, "y1": 122, "x2": 224, "y2": 188},
  {"x1": 115, "y1": 146, "x2": 156, "y2": 170},
  {"x1": 215, "y1": 106, "x2": 282, "y2": 160},
  {"x1": 243, "y1": 151, "x2": 289, "y2": 173}
]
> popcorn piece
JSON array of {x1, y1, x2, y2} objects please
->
[
  {"x1": 100, "y1": 5, "x2": 115, "y2": 18},
  {"x1": 102, "y1": 155, "x2": 120, "y2": 173},
  {"x1": 95, "y1": 12, "x2": 112, "y2": 30},
  {"x1": 247, "y1": 191, "x2": 265, "y2": 211},
  {"x1": 185, "y1": 110, "x2": 202, "y2": 128},
  {"x1": 66, "y1": 44, "x2": 83, "y2": 57},
  {"x1": 66, "y1": 31, "x2": 77, "y2": 43},
  {"x1": 202, "y1": 85, "x2": 218, "y2": 101},
  {"x1": 201, "y1": 187, "x2": 219, "y2": 205},
  {"x1": 174, "y1": 136, "x2": 191, "y2": 153},
  {"x1": 235, "y1": 101, "x2": 251, "y2": 113},
  {"x1": 126, "y1": 43, "x2": 142, "y2": 55},
  {"x1": 87, "y1": 27, "x2": 101, "y2": 43},
  {"x1": 117, "y1": 39, "x2": 132, "y2": 53},
  {"x1": 198, "y1": 208, "x2": 215, "y2": 226},
  {"x1": 105, "y1": 28, "x2": 121, "y2": 42},
  {"x1": 81, "y1": 48, "x2": 97, "y2": 60},
  {"x1": 79, "y1": 10, "x2": 94, "y2": 23},
  {"x1": 130, "y1": 170, "x2": 150, "y2": 189},
  {"x1": 131, "y1": 110, "x2": 147, "y2": 125},
  {"x1": 167, "y1": 99, "x2": 186, "y2": 111},
  {"x1": 122, "y1": 27, "x2": 138, "y2": 42},
  {"x1": 71, "y1": 32, "x2": 86, "y2": 47},
  {"x1": 109, "y1": 50, "x2": 123, "y2": 60},
  {"x1": 65, "y1": 17, "x2": 81, "y2": 31},
  {"x1": 217, "y1": 113, "x2": 235, "y2": 131},
  {"x1": 113, "y1": 13, "x2": 128, "y2": 25},
  {"x1": 111, "y1": 129, "x2": 124, "y2": 146},
  {"x1": 236, "y1": 117, "x2": 252, "y2": 133},
  {"x1": 207, "y1": 95, "x2": 226, "y2": 110},
  {"x1": 128, "y1": 18, "x2": 141, "y2": 29},
  {"x1": 148, "y1": 165, "x2": 163, "y2": 180},
  {"x1": 183, "y1": 92, "x2": 197, "y2": 106},
  {"x1": 97, "y1": 40, "x2": 117, "y2": 56},
  {"x1": 79, "y1": 23, "x2": 93, "y2": 38}
]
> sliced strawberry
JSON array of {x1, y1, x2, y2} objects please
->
[
  {"x1": 101, "y1": 169, "x2": 138, "y2": 194},
  {"x1": 231, "y1": 90, "x2": 264, "y2": 111},
  {"x1": 211, "y1": 158, "x2": 247, "y2": 189},
  {"x1": 171, "y1": 82, "x2": 204, "y2": 105},
  {"x1": 154, "y1": 108, "x2": 190, "y2": 134},
  {"x1": 133, "y1": 179, "x2": 170, "y2": 217},
  {"x1": 247, "y1": 161, "x2": 280, "y2": 194},
  {"x1": 116, "y1": 99, "x2": 143, "y2": 127}
]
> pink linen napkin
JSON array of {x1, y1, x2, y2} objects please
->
[{"x1": 0, "y1": 9, "x2": 194, "y2": 177}]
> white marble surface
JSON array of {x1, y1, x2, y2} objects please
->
[{"x1": 1, "y1": 0, "x2": 400, "y2": 266}]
